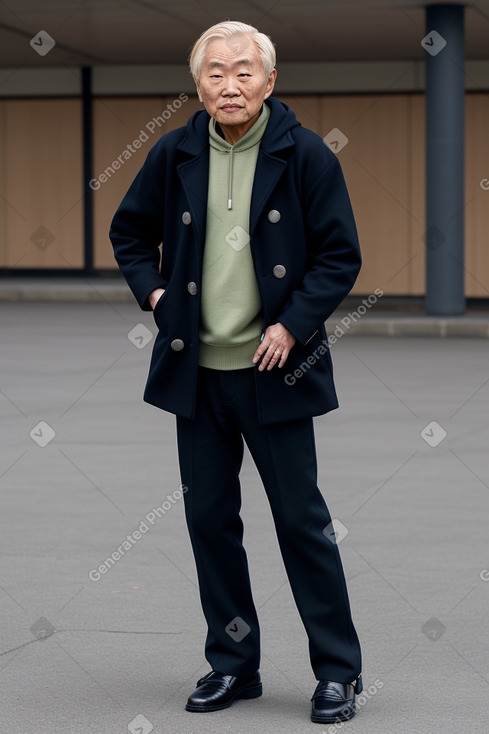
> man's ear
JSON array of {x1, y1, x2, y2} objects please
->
[
  {"x1": 194, "y1": 78, "x2": 203, "y2": 103},
  {"x1": 264, "y1": 68, "x2": 277, "y2": 100}
]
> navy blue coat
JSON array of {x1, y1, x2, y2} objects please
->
[{"x1": 110, "y1": 97, "x2": 361, "y2": 424}]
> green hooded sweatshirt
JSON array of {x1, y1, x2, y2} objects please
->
[{"x1": 198, "y1": 104, "x2": 270, "y2": 370}]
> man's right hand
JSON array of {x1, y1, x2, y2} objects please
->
[{"x1": 149, "y1": 288, "x2": 165, "y2": 310}]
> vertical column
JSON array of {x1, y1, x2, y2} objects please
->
[
  {"x1": 425, "y1": 4, "x2": 465, "y2": 315},
  {"x1": 82, "y1": 66, "x2": 94, "y2": 274}
]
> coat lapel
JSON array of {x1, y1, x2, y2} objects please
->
[
  {"x1": 177, "y1": 152, "x2": 209, "y2": 248},
  {"x1": 249, "y1": 151, "x2": 287, "y2": 237},
  {"x1": 250, "y1": 100, "x2": 296, "y2": 236},
  {"x1": 176, "y1": 112, "x2": 210, "y2": 250}
]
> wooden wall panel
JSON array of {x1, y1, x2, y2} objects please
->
[
  {"x1": 410, "y1": 94, "x2": 426, "y2": 295},
  {"x1": 93, "y1": 95, "x2": 202, "y2": 268},
  {"x1": 3, "y1": 99, "x2": 83, "y2": 268},
  {"x1": 278, "y1": 95, "x2": 322, "y2": 134},
  {"x1": 320, "y1": 95, "x2": 413, "y2": 295},
  {"x1": 465, "y1": 93, "x2": 489, "y2": 298},
  {"x1": 0, "y1": 102, "x2": 5, "y2": 267}
]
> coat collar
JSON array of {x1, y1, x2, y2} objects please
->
[{"x1": 176, "y1": 97, "x2": 298, "y2": 158}]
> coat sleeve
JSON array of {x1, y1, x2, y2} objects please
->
[
  {"x1": 109, "y1": 149, "x2": 167, "y2": 311},
  {"x1": 277, "y1": 152, "x2": 362, "y2": 345}
]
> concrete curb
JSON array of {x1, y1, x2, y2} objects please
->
[
  {"x1": 0, "y1": 279, "x2": 135, "y2": 303},
  {"x1": 326, "y1": 316, "x2": 489, "y2": 338},
  {"x1": 1, "y1": 279, "x2": 489, "y2": 337}
]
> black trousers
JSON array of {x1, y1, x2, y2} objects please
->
[{"x1": 176, "y1": 366, "x2": 362, "y2": 682}]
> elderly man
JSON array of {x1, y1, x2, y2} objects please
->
[{"x1": 110, "y1": 20, "x2": 363, "y2": 724}]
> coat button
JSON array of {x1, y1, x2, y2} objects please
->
[
  {"x1": 170, "y1": 339, "x2": 184, "y2": 351},
  {"x1": 182, "y1": 211, "x2": 192, "y2": 225},
  {"x1": 187, "y1": 282, "x2": 197, "y2": 295},
  {"x1": 273, "y1": 264, "x2": 286, "y2": 279},
  {"x1": 268, "y1": 209, "x2": 281, "y2": 223}
]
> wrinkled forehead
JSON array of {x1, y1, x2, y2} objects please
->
[{"x1": 202, "y1": 36, "x2": 263, "y2": 71}]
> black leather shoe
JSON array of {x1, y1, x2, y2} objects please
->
[
  {"x1": 311, "y1": 675, "x2": 363, "y2": 723},
  {"x1": 185, "y1": 670, "x2": 262, "y2": 712}
]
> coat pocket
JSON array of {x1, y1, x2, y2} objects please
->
[{"x1": 152, "y1": 289, "x2": 168, "y2": 329}]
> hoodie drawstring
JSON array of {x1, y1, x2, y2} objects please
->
[{"x1": 227, "y1": 147, "x2": 234, "y2": 210}]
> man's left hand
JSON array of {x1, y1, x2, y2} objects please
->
[{"x1": 252, "y1": 323, "x2": 296, "y2": 371}]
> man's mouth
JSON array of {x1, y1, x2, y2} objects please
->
[{"x1": 221, "y1": 105, "x2": 243, "y2": 112}]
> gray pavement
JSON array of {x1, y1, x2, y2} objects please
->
[{"x1": 1, "y1": 301, "x2": 489, "y2": 734}]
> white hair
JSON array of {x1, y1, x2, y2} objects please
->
[{"x1": 189, "y1": 20, "x2": 276, "y2": 80}]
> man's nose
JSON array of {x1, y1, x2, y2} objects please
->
[{"x1": 222, "y1": 78, "x2": 240, "y2": 95}]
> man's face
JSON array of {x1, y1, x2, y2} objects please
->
[{"x1": 195, "y1": 35, "x2": 276, "y2": 142}]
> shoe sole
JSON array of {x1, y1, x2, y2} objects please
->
[
  {"x1": 185, "y1": 683, "x2": 262, "y2": 712},
  {"x1": 311, "y1": 704, "x2": 356, "y2": 724}
]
